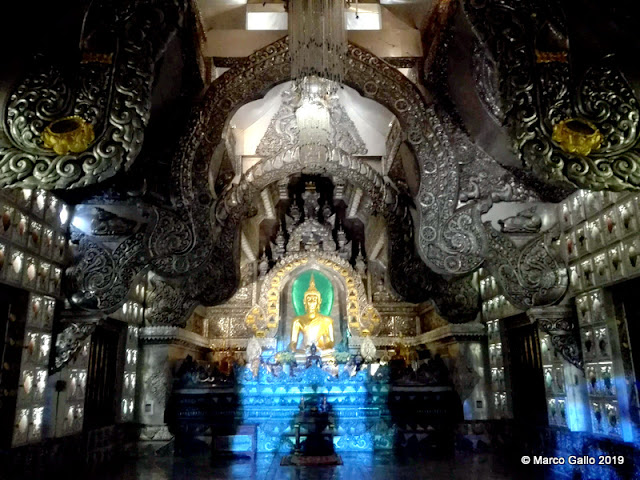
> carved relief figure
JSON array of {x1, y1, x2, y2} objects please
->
[
  {"x1": 90, "y1": 208, "x2": 137, "y2": 236},
  {"x1": 498, "y1": 207, "x2": 542, "y2": 234}
]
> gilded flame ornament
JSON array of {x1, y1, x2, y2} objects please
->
[
  {"x1": 552, "y1": 119, "x2": 603, "y2": 157},
  {"x1": 42, "y1": 116, "x2": 95, "y2": 155}
]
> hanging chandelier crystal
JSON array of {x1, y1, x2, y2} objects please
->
[
  {"x1": 288, "y1": 0, "x2": 354, "y2": 163},
  {"x1": 294, "y1": 95, "x2": 333, "y2": 164},
  {"x1": 295, "y1": 96, "x2": 332, "y2": 147},
  {"x1": 288, "y1": 0, "x2": 347, "y2": 97}
]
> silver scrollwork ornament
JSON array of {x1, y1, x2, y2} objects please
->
[{"x1": 0, "y1": 0, "x2": 188, "y2": 189}]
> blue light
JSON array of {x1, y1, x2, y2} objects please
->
[
  {"x1": 236, "y1": 363, "x2": 390, "y2": 453},
  {"x1": 71, "y1": 215, "x2": 90, "y2": 232}
]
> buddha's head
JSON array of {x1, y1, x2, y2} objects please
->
[{"x1": 303, "y1": 274, "x2": 322, "y2": 314}]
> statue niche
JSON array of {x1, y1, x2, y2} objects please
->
[
  {"x1": 248, "y1": 254, "x2": 375, "y2": 344},
  {"x1": 290, "y1": 274, "x2": 336, "y2": 352}
]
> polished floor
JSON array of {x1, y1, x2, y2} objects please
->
[{"x1": 91, "y1": 451, "x2": 536, "y2": 480}]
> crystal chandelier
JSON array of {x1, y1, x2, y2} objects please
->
[
  {"x1": 288, "y1": 1, "x2": 354, "y2": 162},
  {"x1": 293, "y1": 77, "x2": 336, "y2": 163},
  {"x1": 295, "y1": 96, "x2": 332, "y2": 147},
  {"x1": 288, "y1": 0, "x2": 347, "y2": 97}
]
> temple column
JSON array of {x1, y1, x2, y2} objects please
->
[
  {"x1": 527, "y1": 304, "x2": 590, "y2": 432},
  {"x1": 137, "y1": 327, "x2": 211, "y2": 448},
  {"x1": 419, "y1": 322, "x2": 490, "y2": 421}
]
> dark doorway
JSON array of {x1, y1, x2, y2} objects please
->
[
  {"x1": 505, "y1": 314, "x2": 547, "y2": 428},
  {"x1": 84, "y1": 320, "x2": 126, "y2": 429},
  {"x1": 611, "y1": 279, "x2": 640, "y2": 424},
  {"x1": 0, "y1": 286, "x2": 29, "y2": 448}
]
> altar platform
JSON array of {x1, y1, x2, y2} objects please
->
[{"x1": 168, "y1": 360, "x2": 461, "y2": 454}]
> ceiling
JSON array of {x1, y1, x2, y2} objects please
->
[{"x1": 195, "y1": 0, "x2": 433, "y2": 58}]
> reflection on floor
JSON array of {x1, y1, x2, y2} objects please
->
[{"x1": 91, "y1": 452, "x2": 536, "y2": 480}]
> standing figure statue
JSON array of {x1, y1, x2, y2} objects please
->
[{"x1": 290, "y1": 275, "x2": 335, "y2": 352}]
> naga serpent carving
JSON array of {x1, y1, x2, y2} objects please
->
[
  {"x1": 463, "y1": 0, "x2": 640, "y2": 191},
  {"x1": 483, "y1": 223, "x2": 568, "y2": 310},
  {"x1": 63, "y1": 34, "x2": 568, "y2": 323},
  {"x1": 0, "y1": 0, "x2": 187, "y2": 189},
  {"x1": 52, "y1": 322, "x2": 97, "y2": 373},
  {"x1": 68, "y1": 38, "x2": 484, "y2": 316},
  {"x1": 145, "y1": 276, "x2": 199, "y2": 327},
  {"x1": 67, "y1": 230, "x2": 148, "y2": 311}
]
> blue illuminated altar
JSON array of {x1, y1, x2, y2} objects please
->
[
  {"x1": 169, "y1": 352, "x2": 460, "y2": 455},
  {"x1": 237, "y1": 362, "x2": 393, "y2": 452}
]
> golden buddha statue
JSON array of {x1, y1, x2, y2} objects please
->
[{"x1": 290, "y1": 275, "x2": 335, "y2": 352}]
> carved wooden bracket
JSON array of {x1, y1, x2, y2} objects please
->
[
  {"x1": 528, "y1": 305, "x2": 583, "y2": 371},
  {"x1": 52, "y1": 322, "x2": 97, "y2": 374}
]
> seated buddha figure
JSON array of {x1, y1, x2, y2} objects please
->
[{"x1": 290, "y1": 275, "x2": 335, "y2": 352}]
